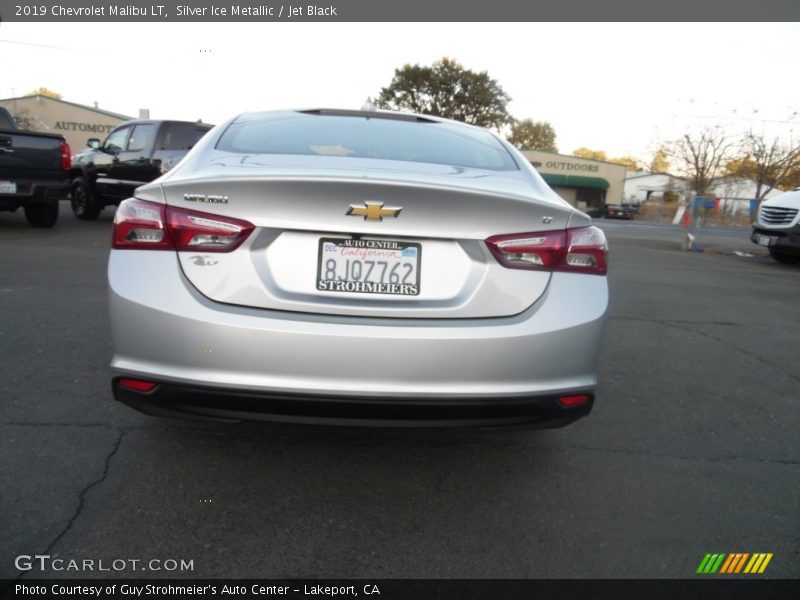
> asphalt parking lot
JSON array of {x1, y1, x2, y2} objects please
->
[{"x1": 1, "y1": 206, "x2": 798, "y2": 581}]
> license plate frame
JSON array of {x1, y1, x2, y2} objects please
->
[
  {"x1": 0, "y1": 181, "x2": 17, "y2": 194},
  {"x1": 756, "y1": 234, "x2": 775, "y2": 247},
  {"x1": 316, "y1": 237, "x2": 422, "y2": 296}
]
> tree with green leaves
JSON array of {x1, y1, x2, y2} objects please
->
[
  {"x1": 572, "y1": 148, "x2": 608, "y2": 162},
  {"x1": 508, "y1": 119, "x2": 557, "y2": 152},
  {"x1": 376, "y1": 58, "x2": 513, "y2": 130},
  {"x1": 28, "y1": 87, "x2": 62, "y2": 100},
  {"x1": 649, "y1": 148, "x2": 670, "y2": 173},
  {"x1": 610, "y1": 156, "x2": 640, "y2": 171}
]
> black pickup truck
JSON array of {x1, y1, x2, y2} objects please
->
[
  {"x1": 68, "y1": 119, "x2": 213, "y2": 219},
  {"x1": 0, "y1": 107, "x2": 71, "y2": 227}
]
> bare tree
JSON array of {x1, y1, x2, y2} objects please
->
[
  {"x1": 739, "y1": 131, "x2": 800, "y2": 201},
  {"x1": 665, "y1": 127, "x2": 736, "y2": 196}
]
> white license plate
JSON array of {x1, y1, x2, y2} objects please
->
[
  {"x1": 756, "y1": 234, "x2": 774, "y2": 247},
  {"x1": 317, "y1": 238, "x2": 421, "y2": 296},
  {"x1": 0, "y1": 181, "x2": 16, "y2": 194}
]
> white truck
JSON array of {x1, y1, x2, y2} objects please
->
[{"x1": 751, "y1": 188, "x2": 800, "y2": 264}]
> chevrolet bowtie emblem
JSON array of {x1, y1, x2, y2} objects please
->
[{"x1": 346, "y1": 201, "x2": 402, "y2": 221}]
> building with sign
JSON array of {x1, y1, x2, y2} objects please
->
[
  {"x1": 0, "y1": 95, "x2": 132, "y2": 154},
  {"x1": 521, "y1": 150, "x2": 627, "y2": 211}
]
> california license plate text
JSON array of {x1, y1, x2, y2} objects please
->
[{"x1": 317, "y1": 238, "x2": 421, "y2": 296}]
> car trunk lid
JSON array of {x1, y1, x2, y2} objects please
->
[{"x1": 155, "y1": 164, "x2": 573, "y2": 319}]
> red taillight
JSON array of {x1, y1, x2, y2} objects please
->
[
  {"x1": 562, "y1": 226, "x2": 608, "y2": 275},
  {"x1": 112, "y1": 198, "x2": 254, "y2": 252},
  {"x1": 118, "y1": 378, "x2": 157, "y2": 393},
  {"x1": 166, "y1": 203, "x2": 254, "y2": 252},
  {"x1": 112, "y1": 199, "x2": 171, "y2": 250},
  {"x1": 59, "y1": 140, "x2": 71, "y2": 171},
  {"x1": 558, "y1": 394, "x2": 590, "y2": 408},
  {"x1": 485, "y1": 226, "x2": 607, "y2": 275},
  {"x1": 486, "y1": 230, "x2": 567, "y2": 269}
]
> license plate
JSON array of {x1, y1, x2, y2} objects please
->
[
  {"x1": 317, "y1": 238, "x2": 421, "y2": 296},
  {"x1": 0, "y1": 181, "x2": 16, "y2": 194},
  {"x1": 756, "y1": 234, "x2": 774, "y2": 247}
]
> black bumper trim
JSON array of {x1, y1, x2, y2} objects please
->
[
  {"x1": 112, "y1": 378, "x2": 594, "y2": 429},
  {"x1": 752, "y1": 224, "x2": 800, "y2": 253}
]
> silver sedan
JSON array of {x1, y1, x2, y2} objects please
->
[{"x1": 109, "y1": 109, "x2": 608, "y2": 428}]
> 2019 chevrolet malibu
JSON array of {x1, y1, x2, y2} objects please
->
[{"x1": 109, "y1": 108, "x2": 608, "y2": 428}]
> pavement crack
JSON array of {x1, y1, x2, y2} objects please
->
[
  {"x1": 6, "y1": 427, "x2": 127, "y2": 587},
  {"x1": 611, "y1": 316, "x2": 800, "y2": 383},
  {"x1": 666, "y1": 323, "x2": 800, "y2": 384},
  {"x1": 11, "y1": 427, "x2": 129, "y2": 584}
]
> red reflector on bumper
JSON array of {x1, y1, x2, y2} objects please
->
[
  {"x1": 558, "y1": 394, "x2": 590, "y2": 408},
  {"x1": 118, "y1": 378, "x2": 158, "y2": 393}
]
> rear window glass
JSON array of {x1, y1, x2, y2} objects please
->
[
  {"x1": 215, "y1": 112, "x2": 518, "y2": 171},
  {"x1": 0, "y1": 110, "x2": 15, "y2": 129},
  {"x1": 159, "y1": 123, "x2": 212, "y2": 150},
  {"x1": 127, "y1": 124, "x2": 156, "y2": 153}
]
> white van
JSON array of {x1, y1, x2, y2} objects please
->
[{"x1": 751, "y1": 188, "x2": 800, "y2": 264}]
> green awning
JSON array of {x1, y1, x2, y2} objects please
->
[{"x1": 541, "y1": 174, "x2": 610, "y2": 189}]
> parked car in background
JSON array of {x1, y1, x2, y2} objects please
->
[
  {"x1": 68, "y1": 119, "x2": 213, "y2": 219},
  {"x1": 585, "y1": 203, "x2": 637, "y2": 220},
  {"x1": 751, "y1": 188, "x2": 800, "y2": 264},
  {"x1": 604, "y1": 204, "x2": 635, "y2": 220},
  {"x1": 109, "y1": 108, "x2": 609, "y2": 429},
  {"x1": 585, "y1": 204, "x2": 606, "y2": 218},
  {"x1": 0, "y1": 106, "x2": 71, "y2": 227}
]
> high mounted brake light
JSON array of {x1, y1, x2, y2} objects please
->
[
  {"x1": 112, "y1": 198, "x2": 254, "y2": 251},
  {"x1": 486, "y1": 226, "x2": 607, "y2": 275}
]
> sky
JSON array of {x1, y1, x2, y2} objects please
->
[{"x1": 1, "y1": 22, "x2": 799, "y2": 163}]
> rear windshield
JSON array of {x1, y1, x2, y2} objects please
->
[
  {"x1": 0, "y1": 109, "x2": 15, "y2": 129},
  {"x1": 215, "y1": 112, "x2": 518, "y2": 171},
  {"x1": 159, "y1": 123, "x2": 212, "y2": 151}
]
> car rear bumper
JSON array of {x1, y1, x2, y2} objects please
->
[
  {"x1": 109, "y1": 250, "x2": 607, "y2": 427},
  {"x1": 0, "y1": 180, "x2": 69, "y2": 210},
  {"x1": 113, "y1": 377, "x2": 594, "y2": 428}
]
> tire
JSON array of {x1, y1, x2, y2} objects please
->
[
  {"x1": 23, "y1": 202, "x2": 59, "y2": 228},
  {"x1": 768, "y1": 248, "x2": 800, "y2": 265},
  {"x1": 70, "y1": 176, "x2": 102, "y2": 220}
]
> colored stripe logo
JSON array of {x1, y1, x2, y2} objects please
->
[{"x1": 697, "y1": 553, "x2": 773, "y2": 574}]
